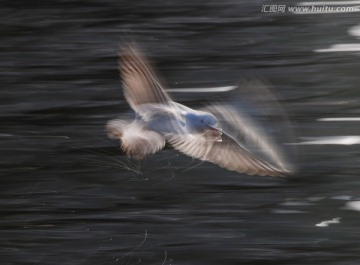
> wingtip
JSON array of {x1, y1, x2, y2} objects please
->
[{"x1": 273, "y1": 167, "x2": 295, "y2": 177}]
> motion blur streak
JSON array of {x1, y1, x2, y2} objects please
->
[
  {"x1": 167, "y1": 85, "x2": 236, "y2": 93},
  {"x1": 318, "y1": 117, "x2": 360, "y2": 121},
  {"x1": 288, "y1": 136, "x2": 360, "y2": 145}
]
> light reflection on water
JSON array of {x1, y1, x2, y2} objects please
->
[{"x1": 289, "y1": 136, "x2": 360, "y2": 145}]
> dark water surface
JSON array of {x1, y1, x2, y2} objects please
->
[{"x1": 1, "y1": 1, "x2": 360, "y2": 264}]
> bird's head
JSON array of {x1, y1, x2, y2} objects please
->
[{"x1": 186, "y1": 111, "x2": 218, "y2": 132}]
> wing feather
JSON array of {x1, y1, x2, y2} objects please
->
[
  {"x1": 120, "y1": 44, "x2": 172, "y2": 112},
  {"x1": 166, "y1": 132, "x2": 285, "y2": 176}
]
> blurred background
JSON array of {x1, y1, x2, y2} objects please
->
[{"x1": 1, "y1": 0, "x2": 360, "y2": 264}]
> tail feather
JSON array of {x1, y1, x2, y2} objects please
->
[{"x1": 106, "y1": 119, "x2": 166, "y2": 159}]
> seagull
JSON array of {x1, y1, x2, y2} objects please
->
[{"x1": 106, "y1": 44, "x2": 292, "y2": 176}]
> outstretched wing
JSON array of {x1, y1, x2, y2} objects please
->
[
  {"x1": 166, "y1": 132, "x2": 287, "y2": 176},
  {"x1": 120, "y1": 43, "x2": 172, "y2": 112},
  {"x1": 166, "y1": 104, "x2": 292, "y2": 177}
]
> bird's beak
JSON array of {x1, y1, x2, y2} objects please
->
[{"x1": 206, "y1": 125, "x2": 223, "y2": 142}]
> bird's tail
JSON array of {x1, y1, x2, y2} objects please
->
[{"x1": 106, "y1": 119, "x2": 166, "y2": 159}]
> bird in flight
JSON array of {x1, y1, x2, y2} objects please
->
[{"x1": 107, "y1": 43, "x2": 292, "y2": 176}]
